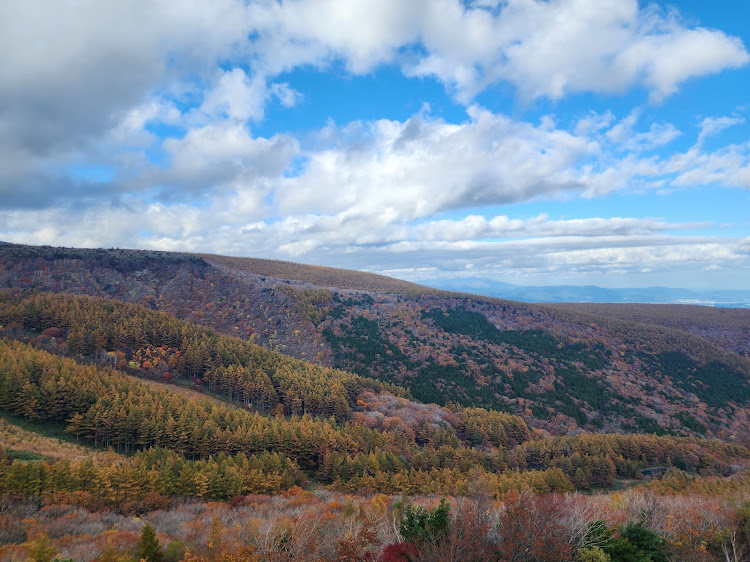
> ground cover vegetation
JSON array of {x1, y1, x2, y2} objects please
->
[{"x1": 2, "y1": 486, "x2": 750, "y2": 560}]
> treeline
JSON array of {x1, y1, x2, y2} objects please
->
[
  {"x1": 320, "y1": 448, "x2": 575, "y2": 496},
  {"x1": 452, "y1": 406, "x2": 531, "y2": 448},
  {"x1": 3, "y1": 338, "x2": 747, "y2": 500},
  {"x1": 510, "y1": 433, "x2": 745, "y2": 489},
  {"x1": 0, "y1": 339, "x2": 360, "y2": 466},
  {"x1": 0, "y1": 290, "x2": 405, "y2": 420},
  {"x1": 0, "y1": 446, "x2": 303, "y2": 510},
  {"x1": 320, "y1": 430, "x2": 747, "y2": 494}
]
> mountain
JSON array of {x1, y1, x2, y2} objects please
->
[
  {"x1": 2, "y1": 242, "x2": 749, "y2": 443},
  {"x1": 3, "y1": 242, "x2": 750, "y2": 561},
  {"x1": 418, "y1": 276, "x2": 750, "y2": 308}
]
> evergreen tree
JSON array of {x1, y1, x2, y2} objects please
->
[
  {"x1": 136, "y1": 522, "x2": 164, "y2": 562},
  {"x1": 606, "y1": 522, "x2": 667, "y2": 562}
]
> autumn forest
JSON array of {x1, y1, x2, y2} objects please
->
[{"x1": 1, "y1": 243, "x2": 750, "y2": 561}]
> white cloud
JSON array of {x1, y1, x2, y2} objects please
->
[
  {"x1": 2, "y1": 0, "x2": 747, "y2": 210},
  {"x1": 271, "y1": 83, "x2": 303, "y2": 108},
  {"x1": 0, "y1": 1, "x2": 749, "y2": 289},
  {"x1": 245, "y1": 0, "x2": 425, "y2": 74},
  {"x1": 697, "y1": 115, "x2": 746, "y2": 146},
  {"x1": 406, "y1": 0, "x2": 749, "y2": 102},
  {"x1": 275, "y1": 107, "x2": 598, "y2": 221},
  {"x1": 625, "y1": 25, "x2": 749, "y2": 103},
  {"x1": 197, "y1": 69, "x2": 270, "y2": 123},
  {"x1": 575, "y1": 111, "x2": 616, "y2": 136},
  {"x1": 409, "y1": 215, "x2": 704, "y2": 243},
  {"x1": 605, "y1": 112, "x2": 681, "y2": 152},
  {"x1": 0, "y1": 0, "x2": 251, "y2": 149},
  {"x1": 164, "y1": 124, "x2": 292, "y2": 176},
  {"x1": 666, "y1": 141, "x2": 750, "y2": 189}
]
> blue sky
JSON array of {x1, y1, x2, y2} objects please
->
[{"x1": 1, "y1": 1, "x2": 749, "y2": 290}]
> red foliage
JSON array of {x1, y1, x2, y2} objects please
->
[
  {"x1": 496, "y1": 492, "x2": 573, "y2": 562},
  {"x1": 41, "y1": 327, "x2": 63, "y2": 338},
  {"x1": 120, "y1": 491, "x2": 169, "y2": 516},
  {"x1": 378, "y1": 542, "x2": 420, "y2": 562},
  {"x1": 228, "y1": 495, "x2": 247, "y2": 508},
  {"x1": 42, "y1": 491, "x2": 108, "y2": 513}
]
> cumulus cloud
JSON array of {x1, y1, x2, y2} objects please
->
[
  {"x1": 275, "y1": 107, "x2": 598, "y2": 221},
  {"x1": 605, "y1": 111, "x2": 681, "y2": 151},
  {"x1": 0, "y1": 0, "x2": 255, "y2": 207},
  {"x1": 668, "y1": 143, "x2": 750, "y2": 189},
  {"x1": 406, "y1": 0, "x2": 749, "y2": 102},
  {"x1": 1, "y1": 0, "x2": 749, "y2": 288},
  {"x1": 245, "y1": 0, "x2": 425, "y2": 74},
  {"x1": 2, "y1": 0, "x2": 748, "y2": 207},
  {"x1": 236, "y1": 0, "x2": 749, "y2": 103},
  {"x1": 0, "y1": 0, "x2": 250, "y2": 150}
]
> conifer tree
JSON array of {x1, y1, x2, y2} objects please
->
[{"x1": 136, "y1": 522, "x2": 164, "y2": 562}]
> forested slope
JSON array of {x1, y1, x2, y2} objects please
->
[
  {"x1": 2, "y1": 242, "x2": 749, "y2": 441},
  {"x1": 3, "y1": 243, "x2": 750, "y2": 561},
  {"x1": 2, "y1": 334, "x2": 747, "y2": 502},
  {"x1": 552, "y1": 302, "x2": 750, "y2": 358}
]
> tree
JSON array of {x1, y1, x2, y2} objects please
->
[
  {"x1": 26, "y1": 533, "x2": 58, "y2": 562},
  {"x1": 398, "y1": 498, "x2": 451, "y2": 547},
  {"x1": 577, "y1": 547, "x2": 611, "y2": 562},
  {"x1": 605, "y1": 522, "x2": 667, "y2": 562},
  {"x1": 379, "y1": 542, "x2": 420, "y2": 562},
  {"x1": 496, "y1": 491, "x2": 573, "y2": 562},
  {"x1": 136, "y1": 522, "x2": 164, "y2": 562}
]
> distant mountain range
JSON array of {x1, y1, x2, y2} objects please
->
[{"x1": 418, "y1": 277, "x2": 750, "y2": 308}]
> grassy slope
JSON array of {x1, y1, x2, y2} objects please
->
[
  {"x1": 0, "y1": 415, "x2": 123, "y2": 463},
  {"x1": 195, "y1": 252, "x2": 445, "y2": 295}
]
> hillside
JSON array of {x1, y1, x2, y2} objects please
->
[
  {"x1": 552, "y1": 302, "x2": 750, "y2": 358},
  {"x1": 2, "y1": 242, "x2": 750, "y2": 442},
  {"x1": 3, "y1": 244, "x2": 750, "y2": 561},
  {"x1": 197, "y1": 252, "x2": 438, "y2": 296},
  {"x1": 7, "y1": 293, "x2": 744, "y2": 498}
]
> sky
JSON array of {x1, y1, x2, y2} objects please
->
[{"x1": 1, "y1": 0, "x2": 749, "y2": 290}]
